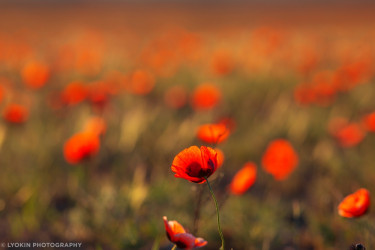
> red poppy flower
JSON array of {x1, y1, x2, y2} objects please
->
[
  {"x1": 127, "y1": 69, "x2": 155, "y2": 95},
  {"x1": 211, "y1": 50, "x2": 234, "y2": 76},
  {"x1": 362, "y1": 112, "x2": 375, "y2": 132},
  {"x1": 21, "y1": 61, "x2": 50, "y2": 89},
  {"x1": 61, "y1": 81, "x2": 88, "y2": 106},
  {"x1": 0, "y1": 83, "x2": 4, "y2": 104},
  {"x1": 164, "y1": 85, "x2": 188, "y2": 109},
  {"x1": 262, "y1": 139, "x2": 298, "y2": 180},
  {"x1": 3, "y1": 104, "x2": 29, "y2": 124},
  {"x1": 338, "y1": 188, "x2": 370, "y2": 218},
  {"x1": 88, "y1": 81, "x2": 109, "y2": 109},
  {"x1": 171, "y1": 146, "x2": 218, "y2": 183},
  {"x1": 294, "y1": 84, "x2": 316, "y2": 106},
  {"x1": 328, "y1": 118, "x2": 365, "y2": 148},
  {"x1": 63, "y1": 132, "x2": 100, "y2": 165},
  {"x1": 163, "y1": 216, "x2": 207, "y2": 249},
  {"x1": 229, "y1": 162, "x2": 257, "y2": 195},
  {"x1": 191, "y1": 83, "x2": 221, "y2": 110},
  {"x1": 197, "y1": 123, "x2": 229, "y2": 144}
]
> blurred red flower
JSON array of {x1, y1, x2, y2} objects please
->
[
  {"x1": 164, "y1": 85, "x2": 188, "y2": 109},
  {"x1": 362, "y1": 112, "x2": 375, "y2": 132},
  {"x1": 262, "y1": 139, "x2": 298, "y2": 180},
  {"x1": 171, "y1": 146, "x2": 218, "y2": 183},
  {"x1": 329, "y1": 118, "x2": 365, "y2": 147},
  {"x1": 338, "y1": 188, "x2": 370, "y2": 218},
  {"x1": 197, "y1": 123, "x2": 229, "y2": 144},
  {"x1": 0, "y1": 83, "x2": 4, "y2": 103},
  {"x1": 163, "y1": 216, "x2": 207, "y2": 249},
  {"x1": 21, "y1": 61, "x2": 50, "y2": 89},
  {"x1": 63, "y1": 132, "x2": 100, "y2": 165},
  {"x1": 3, "y1": 104, "x2": 29, "y2": 124},
  {"x1": 211, "y1": 50, "x2": 234, "y2": 76},
  {"x1": 191, "y1": 83, "x2": 221, "y2": 110},
  {"x1": 229, "y1": 162, "x2": 257, "y2": 195},
  {"x1": 294, "y1": 84, "x2": 316, "y2": 106},
  {"x1": 127, "y1": 69, "x2": 155, "y2": 95},
  {"x1": 61, "y1": 81, "x2": 88, "y2": 106},
  {"x1": 88, "y1": 81, "x2": 109, "y2": 109}
]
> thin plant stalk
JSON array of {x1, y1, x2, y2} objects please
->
[
  {"x1": 193, "y1": 185, "x2": 204, "y2": 234},
  {"x1": 205, "y1": 177, "x2": 224, "y2": 250},
  {"x1": 171, "y1": 245, "x2": 177, "y2": 250}
]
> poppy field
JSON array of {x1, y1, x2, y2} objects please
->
[{"x1": 1, "y1": 3, "x2": 375, "y2": 250}]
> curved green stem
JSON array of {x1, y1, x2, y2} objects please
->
[{"x1": 205, "y1": 177, "x2": 224, "y2": 250}]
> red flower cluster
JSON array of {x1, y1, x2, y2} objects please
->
[{"x1": 294, "y1": 64, "x2": 372, "y2": 106}]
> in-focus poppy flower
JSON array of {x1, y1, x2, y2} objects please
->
[
  {"x1": 191, "y1": 83, "x2": 221, "y2": 110},
  {"x1": 63, "y1": 132, "x2": 100, "y2": 165},
  {"x1": 164, "y1": 85, "x2": 188, "y2": 109},
  {"x1": 328, "y1": 118, "x2": 365, "y2": 148},
  {"x1": 61, "y1": 81, "x2": 88, "y2": 106},
  {"x1": 163, "y1": 216, "x2": 207, "y2": 249},
  {"x1": 362, "y1": 112, "x2": 375, "y2": 132},
  {"x1": 229, "y1": 162, "x2": 257, "y2": 195},
  {"x1": 127, "y1": 69, "x2": 155, "y2": 95},
  {"x1": 171, "y1": 146, "x2": 218, "y2": 183},
  {"x1": 197, "y1": 123, "x2": 230, "y2": 144},
  {"x1": 3, "y1": 104, "x2": 29, "y2": 123},
  {"x1": 21, "y1": 61, "x2": 50, "y2": 89},
  {"x1": 262, "y1": 139, "x2": 298, "y2": 180},
  {"x1": 338, "y1": 188, "x2": 370, "y2": 218}
]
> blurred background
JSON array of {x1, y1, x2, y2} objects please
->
[{"x1": 0, "y1": 1, "x2": 375, "y2": 249}]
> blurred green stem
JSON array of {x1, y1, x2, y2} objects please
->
[
  {"x1": 205, "y1": 177, "x2": 224, "y2": 250},
  {"x1": 193, "y1": 185, "x2": 204, "y2": 234},
  {"x1": 171, "y1": 245, "x2": 177, "y2": 250}
]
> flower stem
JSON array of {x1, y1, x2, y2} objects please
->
[
  {"x1": 171, "y1": 245, "x2": 177, "y2": 250},
  {"x1": 205, "y1": 177, "x2": 224, "y2": 250},
  {"x1": 193, "y1": 185, "x2": 204, "y2": 235}
]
